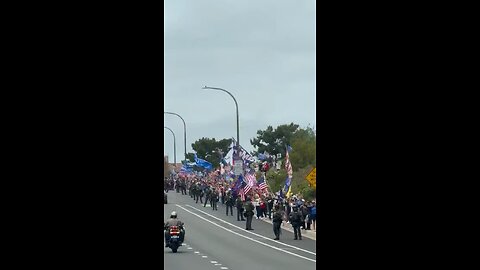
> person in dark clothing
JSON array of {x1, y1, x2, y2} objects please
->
[
  {"x1": 225, "y1": 191, "x2": 234, "y2": 216},
  {"x1": 164, "y1": 211, "x2": 185, "y2": 247},
  {"x1": 236, "y1": 196, "x2": 245, "y2": 221},
  {"x1": 272, "y1": 204, "x2": 284, "y2": 240},
  {"x1": 211, "y1": 190, "x2": 218, "y2": 211},
  {"x1": 221, "y1": 188, "x2": 226, "y2": 205},
  {"x1": 192, "y1": 183, "x2": 197, "y2": 201},
  {"x1": 244, "y1": 197, "x2": 255, "y2": 230},
  {"x1": 180, "y1": 179, "x2": 187, "y2": 195},
  {"x1": 306, "y1": 201, "x2": 313, "y2": 230},
  {"x1": 199, "y1": 186, "x2": 205, "y2": 204},
  {"x1": 175, "y1": 179, "x2": 180, "y2": 193},
  {"x1": 204, "y1": 186, "x2": 211, "y2": 207},
  {"x1": 289, "y1": 206, "x2": 303, "y2": 240},
  {"x1": 267, "y1": 195, "x2": 274, "y2": 220},
  {"x1": 209, "y1": 188, "x2": 215, "y2": 208},
  {"x1": 300, "y1": 203, "x2": 309, "y2": 229}
]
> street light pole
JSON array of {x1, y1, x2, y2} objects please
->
[
  {"x1": 164, "y1": 112, "x2": 187, "y2": 161},
  {"x1": 164, "y1": 126, "x2": 176, "y2": 165},
  {"x1": 202, "y1": 86, "x2": 239, "y2": 147}
]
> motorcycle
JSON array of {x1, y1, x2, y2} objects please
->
[{"x1": 166, "y1": 225, "x2": 183, "y2": 253}]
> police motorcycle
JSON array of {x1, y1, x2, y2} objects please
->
[{"x1": 164, "y1": 212, "x2": 185, "y2": 253}]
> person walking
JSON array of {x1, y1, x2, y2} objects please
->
[
  {"x1": 289, "y1": 206, "x2": 303, "y2": 240},
  {"x1": 272, "y1": 204, "x2": 284, "y2": 240},
  {"x1": 236, "y1": 195, "x2": 245, "y2": 221},
  {"x1": 211, "y1": 189, "x2": 218, "y2": 211},
  {"x1": 244, "y1": 197, "x2": 255, "y2": 230},
  {"x1": 221, "y1": 187, "x2": 226, "y2": 205},
  {"x1": 204, "y1": 186, "x2": 211, "y2": 207},
  {"x1": 225, "y1": 191, "x2": 234, "y2": 216},
  {"x1": 267, "y1": 194, "x2": 274, "y2": 220}
]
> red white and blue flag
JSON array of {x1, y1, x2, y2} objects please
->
[
  {"x1": 257, "y1": 175, "x2": 268, "y2": 191},
  {"x1": 245, "y1": 173, "x2": 256, "y2": 187},
  {"x1": 243, "y1": 174, "x2": 255, "y2": 195}
]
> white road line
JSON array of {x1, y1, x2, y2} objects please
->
[
  {"x1": 220, "y1": 267, "x2": 228, "y2": 269},
  {"x1": 187, "y1": 247, "x2": 193, "y2": 249},
  {"x1": 210, "y1": 261, "x2": 218, "y2": 263},
  {"x1": 202, "y1": 255, "x2": 208, "y2": 258},
  {"x1": 214, "y1": 264, "x2": 221, "y2": 266},
  {"x1": 194, "y1": 251, "x2": 200, "y2": 254},
  {"x1": 176, "y1": 204, "x2": 316, "y2": 263},
  {"x1": 185, "y1": 204, "x2": 316, "y2": 256}
]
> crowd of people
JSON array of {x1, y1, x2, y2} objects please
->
[{"x1": 164, "y1": 172, "x2": 316, "y2": 240}]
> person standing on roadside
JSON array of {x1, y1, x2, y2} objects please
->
[
  {"x1": 211, "y1": 189, "x2": 219, "y2": 211},
  {"x1": 244, "y1": 197, "x2": 255, "y2": 230},
  {"x1": 225, "y1": 190, "x2": 234, "y2": 216},
  {"x1": 236, "y1": 195, "x2": 245, "y2": 221},
  {"x1": 310, "y1": 201, "x2": 316, "y2": 231},
  {"x1": 289, "y1": 206, "x2": 303, "y2": 240},
  {"x1": 272, "y1": 204, "x2": 284, "y2": 240},
  {"x1": 267, "y1": 194, "x2": 274, "y2": 220},
  {"x1": 204, "y1": 186, "x2": 211, "y2": 207},
  {"x1": 220, "y1": 186, "x2": 225, "y2": 205},
  {"x1": 300, "y1": 201, "x2": 309, "y2": 230}
]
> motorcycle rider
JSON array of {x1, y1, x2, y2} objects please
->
[{"x1": 164, "y1": 211, "x2": 185, "y2": 247}]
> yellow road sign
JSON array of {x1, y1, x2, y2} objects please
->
[{"x1": 305, "y1": 167, "x2": 316, "y2": 187}]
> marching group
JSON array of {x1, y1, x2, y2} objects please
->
[{"x1": 164, "y1": 174, "x2": 316, "y2": 241}]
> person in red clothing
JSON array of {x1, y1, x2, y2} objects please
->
[{"x1": 259, "y1": 199, "x2": 267, "y2": 219}]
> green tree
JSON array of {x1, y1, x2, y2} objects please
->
[
  {"x1": 289, "y1": 126, "x2": 316, "y2": 170},
  {"x1": 250, "y1": 123, "x2": 299, "y2": 156},
  {"x1": 191, "y1": 137, "x2": 232, "y2": 169}
]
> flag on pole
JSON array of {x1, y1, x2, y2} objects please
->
[
  {"x1": 257, "y1": 175, "x2": 268, "y2": 191},
  {"x1": 284, "y1": 145, "x2": 293, "y2": 178},
  {"x1": 245, "y1": 173, "x2": 256, "y2": 187},
  {"x1": 243, "y1": 176, "x2": 253, "y2": 194},
  {"x1": 239, "y1": 188, "x2": 245, "y2": 201}
]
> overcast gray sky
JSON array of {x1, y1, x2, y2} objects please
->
[{"x1": 164, "y1": 0, "x2": 316, "y2": 162}]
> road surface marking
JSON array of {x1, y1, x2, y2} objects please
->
[
  {"x1": 215, "y1": 264, "x2": 221, "y2": 266},
  {"x1": 210, "y1": 261, "x2": 218, "y2": 263},
  {"x1": 220, "y1": 267, "x2": 228, "y2": 269},
  {"x1": 176, "y1": 204, "x2": 316, "y2": 263},
  {"x1": 187, "y1": 247, "x2": 192, "y2": 249},
  {"x1": 202, "y1": 255, "x2": 208, "y2": 258},
  {"x1": 194, "y1": 251, "x2": 200, "y2": 254},
  {"x1": 185, "y1": 204, "x2": 316, "y2": 256}
]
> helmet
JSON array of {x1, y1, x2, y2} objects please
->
[{"x1": 170, "y1": 211, "x2": 177, "y2": 218}]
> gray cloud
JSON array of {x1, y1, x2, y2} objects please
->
[{"x1": 164, "y1": 0, "x2": 316, "y2": 161}]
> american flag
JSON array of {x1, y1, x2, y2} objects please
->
[
  {"x1": 257, "y1": 176, "x2": 268, "y2": 191},
  {"x1": 239, "y1": 188, "x2": 245, "y2": 201},
  {"x1": 245, "y1": 173, "x2": 256, "y2": 187},
  {"x1": 243, "y1": 174, "x2": 257, "y2": 194}
]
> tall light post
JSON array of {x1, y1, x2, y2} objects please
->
[
  {"x1": 164, "y1": 126, "x2": 176, "y2": 165},
  {"x1": 202, "y1": 86, "x2": 239, "y2": 146},
  {"x1": 164, "y1": 112, "x2": 187, "y2": 161}
]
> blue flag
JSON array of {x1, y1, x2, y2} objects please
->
[{"x1": 194, "y1": 153, "x2": 213, "y2": 170}]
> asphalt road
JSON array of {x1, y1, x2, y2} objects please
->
[{"x1": 164, "y1": 191, "x2": 316, "y2": 270}]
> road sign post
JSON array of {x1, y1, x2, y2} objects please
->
[{"x1": 305, "y1": 167, "x2": 316, "y2": 188}]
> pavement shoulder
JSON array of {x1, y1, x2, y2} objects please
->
[{"x1": 258, "y1": 217, "x2": 316, "y2": 240}]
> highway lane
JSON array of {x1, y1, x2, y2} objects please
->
[
  {"x1": 169, "y1": 191, "x2": 316, "y2": 251},
  {"x1": 164, "y1": 191, "x2": 316, "y2": 270}
]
